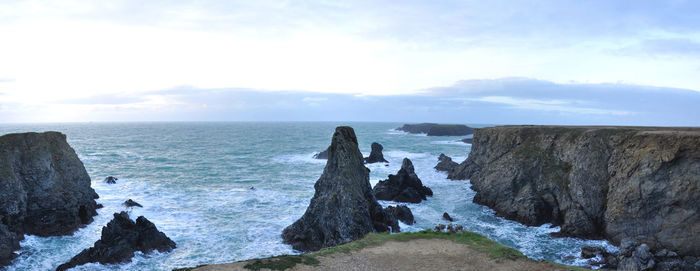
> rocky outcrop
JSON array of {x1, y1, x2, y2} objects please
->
[
  {"x1": 364, "y1": 142, "x2": 388, "y2": 164},
  {"x1": 312, "y1": 146, "x2": 329, "y2": 159},
  {"x1": 434, "y1": 154, "x2": 458, "y2": 174},
  {"x1": 450, "y1": 126, "x2": 700, "y2": 261},
  {"x1": 397, "y1": 123, "x2": 473, "y2": 136},
  {"x1": 442, "y1": 212, "x2": 454, "y2": 222},
  {"x1": 282, "y1": 127, "x2": 402, "y2": 252},
  {"x1": 56, "y1": 212, "x2": 176, "y2": 271},
  {"x1": 373, "y1": 158, "x2": 433, "y2": 203},
  {"x1": 123, "y1": 199, "x2": 142, "y2": 208},
  {"x1": 0, "y1": 132, "x2": 99, "y2": 267},
  {"x1": 460, "y1": 138, "x2": 473, "y2": 144},
  {"x1": 386, "y1": 205, "x2": 414, "y2": 225}
]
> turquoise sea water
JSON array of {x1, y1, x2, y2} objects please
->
[{"x1": 0, "y1": 122, "x2": 615, "y2": 270}]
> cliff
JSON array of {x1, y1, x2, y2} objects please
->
[
  {"x1": 282, "y1": 127, "x2": 401, "y2": 252},
  {"x1": 449, "y1": 126, "x2": 700, "y2": 259},
  {"x1": 0, "y1": 132, "x2": 99, "y2": 266}
]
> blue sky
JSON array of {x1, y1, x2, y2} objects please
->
[{"x1": 0, "y1": 0, "x2": 699, "y2": 124}]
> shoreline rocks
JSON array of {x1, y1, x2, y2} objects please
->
[
  {"x1": 386, "y1": 205, "x2": 414, "y2": 225},
  {"x1": 373, "y1": 158, "x2": 433, "y2": 203},
  {"x1": 397, "y1": 123, "x2": 473, "y2": 136},
  {"x1": 104, "y1": 176, "x2": 118, "y2": 184},
  {"x1": 282, "y1": 127, "x2": 403, "y2": 252},
  {"x1": 434, "y1": 154, "x2": 458, "y2": 174},
  {"x1": 449, "y1": 126, "x2": 700, "y2": 262},
  {"x1": 56, "y1": 212, "x2": 176, "y2": 271},
  {"x1": 123, "y1": 199, "x2": 143, "y2": 208},
  {"x1": 364, "y1": 142, "x2": 388, "y2": 164},
  {"x1": 0, "y1": 132, "x2": 99, "y2": 267}
]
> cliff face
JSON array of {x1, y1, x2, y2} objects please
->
[
  {"x1": 282, "y1": 127, "x2": 400, "y2": 252},
  {"x1": 0, "y1": 132, "x2": 99, "y2": 266},
  {"x1": 450, "y1": 126, "x2": 700, "y2": 257}
]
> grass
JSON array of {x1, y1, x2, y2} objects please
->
[{"x1": 237, "y1": 230, "x2": 527, "y2": 271}]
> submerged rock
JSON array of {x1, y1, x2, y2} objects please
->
[
  {"x1": 56, "y1": 212, "x2": 176, "y2": 271},
  {"x1": 282, "y1": 127, "x2": 400, "y2": 252},
  {"x1": 364, "y1": 142, "x2": 388, "y2": 164},
  {"x1": 123, "y1": 199, "x2": 142, "y2": 208},
  {"x1": 0, "y1": 132, "x2": 99, "y2": 267},
  {"x1": 386, "y1": 205, "x2": 415, "y2": 225},
  {"x1": 312, "y1": 146, "x2": 329, "y2": 159},
  {"x1": 434, "y1": 154, "x2": 458, "y2": 174},
  {"x1": 396, "y1": 123, "x2": 473, "y2": 136},
  {"x1": 104, "y1": 176, "x2": 118, "y2": 184},
  {"x1": 373, "y1": 158, "x2": 433, "y2": 203}
]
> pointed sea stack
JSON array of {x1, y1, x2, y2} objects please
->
[
  {"x1": 364, "y1": 142, "x2": 389, "y2": 163},
  {"x1": 56, "y1": 212, "x2": 176, "y2": 271},
  {"x1": 373, "y1": 158, "x2": 433, "y2": 203},
  {"x1": 282, "y1": 126, "x2": 400, "y2": 252}
]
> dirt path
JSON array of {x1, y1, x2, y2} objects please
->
[{"x1": 192, "y1": 238, "x2": 576, "y2": 271}]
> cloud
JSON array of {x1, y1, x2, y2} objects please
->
[{"x1": 5, "y1": 78, "x2": 697, "y2": 126}]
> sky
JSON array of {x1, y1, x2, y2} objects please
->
[{"x1": 0, "y1": 0, "x2": 699, "y2": 125}]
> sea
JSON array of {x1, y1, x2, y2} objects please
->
[{"x1": 0, "y1": 122, "x2": 616, "y2": 271}]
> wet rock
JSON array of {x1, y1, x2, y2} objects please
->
[
  {"x1": 619, "y1": 243, "x2": 655, "y2": 271},
  {"x1": 434, "y1": 154, "x2": 458, "y2": 174},
  {"x1": 373, "y1": 158, "x2": 433, "y2": 203},
  {"x1": 282, "y1": 127, "x2": 400, "y2": 252},
  {"x1": 312, "y1": 146, "x2": 329, "y2": 159},
  {"x1": 123, "y1": 199, "x2": 142, "y2": 208},
  {"x1": 56, "y1": 212, "x2": 176, "y2": 271},
  {"x1": 396, "y1": 123, "x2": 473, "y2": 136},
  {"x1": 386, "y1": 205, "x2": 414, "y2": 225},
  {"x1": 104, "y1": 176, "x2": 118, "y2": 184},
  {"x1": 448, "y1": 126, "x2": 700, "y2": 258},
  {"x1": 443, "y1": 212, "x2": 454, "y2": 222},
  {"x1": 581, "y1": 246, "x2": 604, "y2": 259},
  {"x1": 460, "y1": 138, "x2": 473, "y2": 144},
  {"x1": 364, "y1": 142, "x2": 388, "y2": 164},
  {"x1": 0, "y1": 132, "x2": 99, "y2": 267}
]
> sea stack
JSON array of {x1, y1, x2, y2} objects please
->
[
  {"x1": 450, "y1": 126, "x2": 700, "y2": 267},
  {"x1": 364, "y1": 142, "x2": 389, "y2": 163},
  {"x1": 0, "y1": 132, "x2": 99, "y2": 267},
  {"x1": 373, "y1": 158, "x2": 433, "y2": 203},
  {"x1": 282, "y1": 126, "x2": 400, "y2": 252},
  {"x1": 56, "y1": 212, "x2": 176, "y2": 271}
]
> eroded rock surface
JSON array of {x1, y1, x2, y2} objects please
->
[
  {"x1": 449, "y1": 126, "x2": 700, "y2": 261},
  {"x1": 364, "y1": 142, "x2": 388, "y2": 164},
  {"x1": 56, "y1": 212, "x2": 176, "y2": 271},
  {"x1": 282, "y1": 127, "x2": 402, "y2": 252},
  {"x1": 373, "y1": 158, "x2": 433, "y2": 203},
  {"x1": 434, "y1": 154, "x2": 458, "y2": 174},
  {"x1": 0, "y1": 132, "x2": 99, "y2": 267},
  {"x1": 386, "y1": 205, "x2": 414, "y2": 225}
]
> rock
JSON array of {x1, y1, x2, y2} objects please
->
[
  {"x1": 386, "y1": 205, "x2": 414, "y2": 225},
  {"x1": 442, "y1": 212, "x2": 454, "y2": 222},
  {"x1": 373, "y1": 158, "x2": 433, "y2": 203},
  {"x1": 581, "y1": 246, "x2": 604, "y2": 259},
  {"x1": 56, "y1": 212, "x2": 176, "y2": 271},
  {"x1": 104, "y1": 176, "x2": 118, "y2": 184},
  {"x1": 96, "y1": 204, "x2": 104, "y2": 209},
  {"x1": 0, "y1": 224, "x2": 19, "y2": 267},
  {"x1": 123, "y1": 199, "x2": 142, "y2": 208},
  {"x1": 396, "y1": 123, "x2": 474, "y2": 136},
  {"x1": 619, "y1": 243, "x2": 655, "y2": 271},
  {"x1": 449, "y1": 126, "x2": 700, "y2": 258},
  {"x1": 364, "y1": 142, "x2": 388, "y2": 164},
  {"x1": 312, "y1": 146, "x2": 329, "y2": 159},
  {"x1": 460, "y1": 138, "x2": 473, "y2": 144},
  {"x1": 282, "y1": 127, "x2": 400, "y2": 252},
  {"x1": 434, "y1": 154, "x2": 458, "y2": 174},
  {"x1": 0, "y1": 132, "x2": 99, "y2": 267}
]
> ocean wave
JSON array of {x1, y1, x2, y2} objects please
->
[{"x1": 269, "y1": 153, "x2": 327, "y2": 165}]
